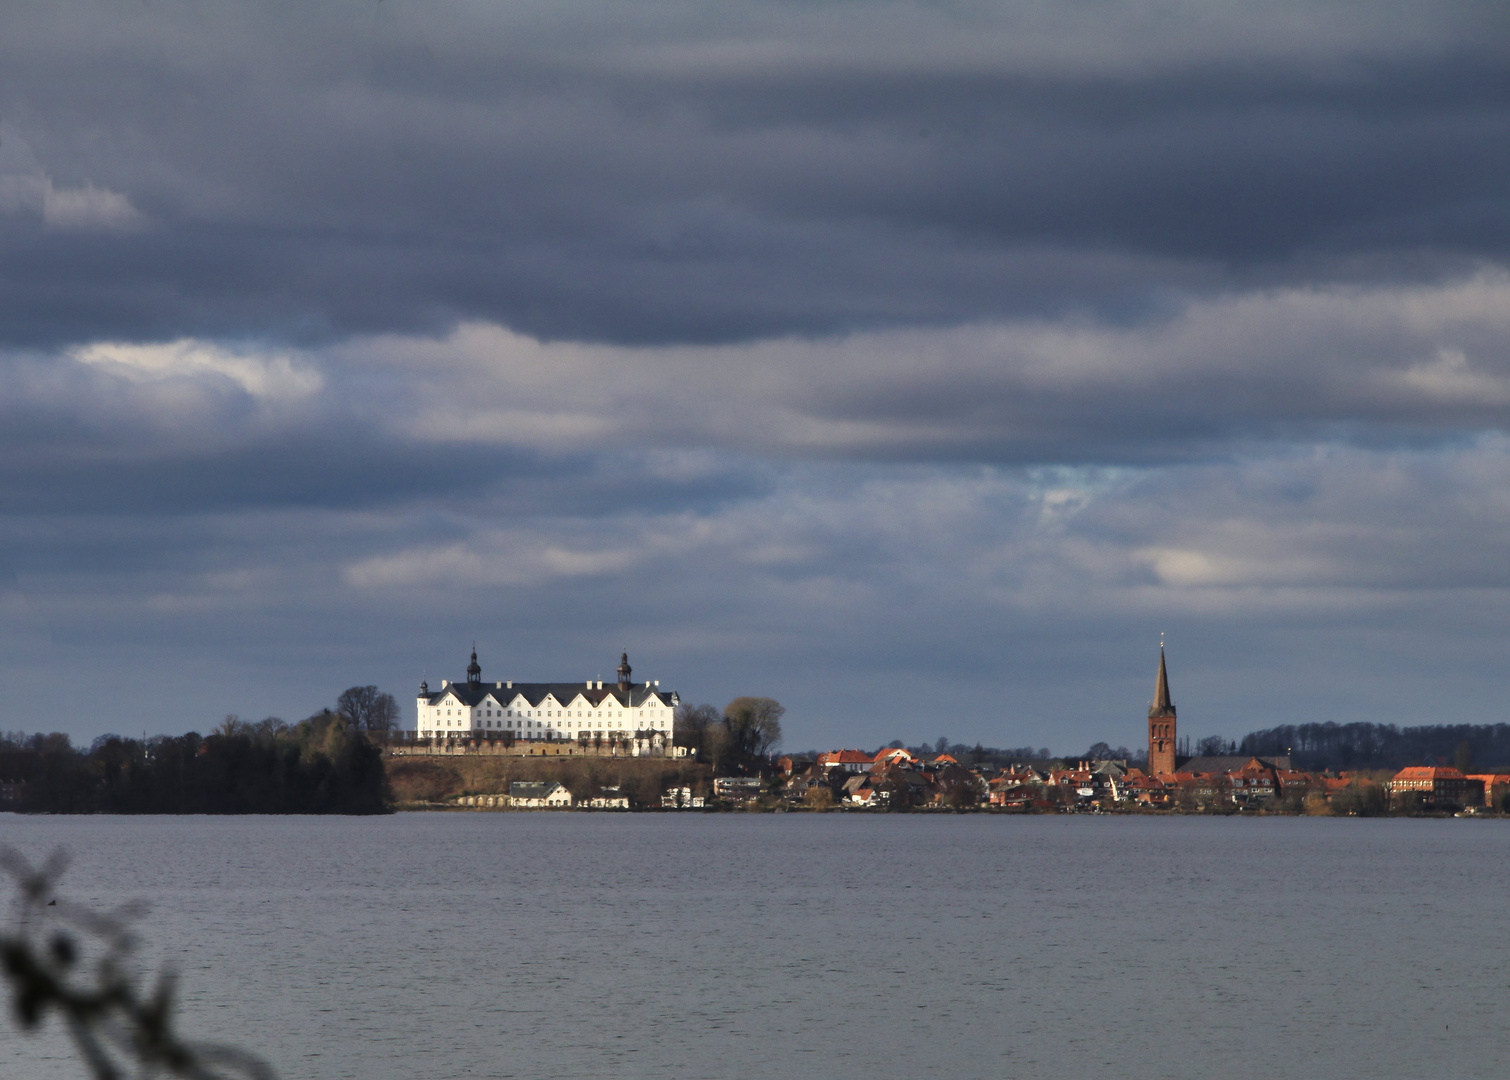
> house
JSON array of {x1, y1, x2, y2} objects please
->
[
  {"x1": 989, "y1": 770, "x2": 1045, "y2": 806},
  {"x1": 713, "y1": 776, "x2": 765, "y2": 801},
  {"x1": 780, "y1": 764, "x2": 839, "y2": 802},
  {"x1": 1124, "y1": 772, "x2": 1172, "y2": 807},
  {"x1": 872, "y1": 767, "x2": 934, "y2": 807},
  {"x1": 662, "y1": 787, "x2": 705, "y2": 809},
  {"x1": 845, "y1": 783, "x2": 884, "y2": 807},
  {"x1": 1227, "y1": 762, "x2": 1279, "y2": 804},
  {"x1": 510, "y1": 781, "x2": 573, "y2": 808},
  {"x1": 1466, "y1": 774, "x2": 1510, "y2": 807},
  {"x1": 415, "y1": 649, "x2": 677, "y2": 756},
  {"x1": 1048, "y1": 767, "x2": 1097, "y2": 802},
  {"x1": 1386, "y1": 767, "x2": 1484, "y2": 809},
  {"x1": 872, "y1": 747, "x2": 917, "y2": 769},
  {"x1": 777, "y1": 755, "x2": 814, "y2": 775},
  {"x1": 816, "y1": 749, "x2": 875, "y2": 774}
]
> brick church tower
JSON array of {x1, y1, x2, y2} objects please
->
[{"x1": 1148, "y1": 647, "x2": 1177, "y2": 775}]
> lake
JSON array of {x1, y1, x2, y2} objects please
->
[{"x1": 1, "y1": 813, "x2": 1506, "y2": 1079}]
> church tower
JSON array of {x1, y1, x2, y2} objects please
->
[{"x1": 1148, "y1": 647, "x2": 1177, "y2": 774}]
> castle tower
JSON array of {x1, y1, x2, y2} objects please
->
[
  {"x1": 466, "y1": 646, "x2": 482, "y2": 686},
  {"x1": 617, "y1": 652, "x2": 632, "y2": 691},
  {"x1": 1148, "y1": 647, "x2": 1177, "y2": 774}
]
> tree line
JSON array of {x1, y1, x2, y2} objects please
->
[
  {"x1": 1238, "y1": 721, "x2": 1510, "y2": 772},
  {"x1": 0, "y1": 687, "x2": 397, "y2": 814},
  {"x1": 673, "y1": 697, "x2": 784, "y2": 773}
]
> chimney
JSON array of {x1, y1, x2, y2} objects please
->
[{"x1": 506, "y1": 680, "x2": 513, "y2": 689}]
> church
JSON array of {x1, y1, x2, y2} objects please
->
[
  {"x1": 416, "y1": 649, "x2": 679, "y2": 757},
  {"x1": 1147, "y1": 647, "x2": 1178, "y2": 774},
  {"x1": 1146, "y1": 648, "x2": 1290, "y2": 775}
]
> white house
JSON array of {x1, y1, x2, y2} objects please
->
[
  {"x1": 415, "y1": 649, "x2": 678, "y2": 757},
  {"x1": 509, "y1": 781, "x2": 573, "y2": 808}
]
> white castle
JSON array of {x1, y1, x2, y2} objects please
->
[{"x1": 415, "y1": 649, "x2": 678, "y2": 756}]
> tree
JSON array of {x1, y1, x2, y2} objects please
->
[
  {"x1": 723, "y1": 697, "x2": 784, "y2": 762},
  {"x1": 336, "y1": 686, "x2": 399, "y2": 735},
  {"x1": 1454, "y1": 739, "x2": 1473, "y2": 774},
  {"x1": 673, "y1": 703, "x2": 720, "y2": 753},
  {"x1": 947, "y1": 782, "x2": 979, "y2": 809},
  {"x1": 803, "y1": 785, "x2": 834, "y2": 810}
]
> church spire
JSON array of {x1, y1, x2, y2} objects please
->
[
  {"x1": 1147, "y1": 643, "x2": 1177, "y2": 775},
  {"x1": 1152, "y1": 647, "x2": 1173, "y2": 714}
]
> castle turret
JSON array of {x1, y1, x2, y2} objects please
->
[
  {"x1": 466, "y1": 646, "x2": 482, "y2": 686},
  {"x1": 617, "y1": 652, "x2": 632, "y2": 691}
]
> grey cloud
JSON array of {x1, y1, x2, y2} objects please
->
[
  {"x1": 9, "y1": 441, "x2": 1510, "y2": 748},
  {"x1": 0, "y1": 2, "x2": 1505, "y2": 347},
  {"x1": 3, "y1": 270, "x2": 1508, "y2": 524}
]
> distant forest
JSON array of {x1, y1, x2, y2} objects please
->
[
  {"x1": 0, "y1": 709, "x2": 390, "y2": 815},
  {"x1": 1238, "y1": 722, "x2": 1510, "y2": 772}
]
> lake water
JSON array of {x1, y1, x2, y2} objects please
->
[{"x1": 1, "y1": 813, "x2": 1506, "y2": 1079}]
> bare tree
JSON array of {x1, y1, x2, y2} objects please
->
[
  {"x1": 673, "y1": 703, "x2": 720, "y2": 754},
  {"x1": 723, "y1": 697, "x2": 784, "y2": 761},
  {"x1": 336, "y1": 686, "x2": 399, "y2": 735}
]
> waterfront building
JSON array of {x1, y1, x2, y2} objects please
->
[
  {"x1": 1385, "y1": 766, "x2": 1484, "y2": 809},
  {"x1": 1148, "y1": 648, "x2": 1177, "y2": 775},
  {"x1": 1466, "y1": 773, "x2": 1510, "y2": 807},
  {"x1": 415, "y1": 649, "x2": 678, "y2": 756},
  {"x1": 509, "y1": 781, "x2": 573, "y2": 808}
]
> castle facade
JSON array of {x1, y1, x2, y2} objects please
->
[{"x1": 416, "y1": 650, "x2": 678, "y2": 757}]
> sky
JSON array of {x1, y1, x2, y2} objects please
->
[{"x1": 2, "y1": 0, "x2": 1509, "y2": 753}]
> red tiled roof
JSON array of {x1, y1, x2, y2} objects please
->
[
  {"x1": 818, "y1": 749, "x2": 875, "y2": 765},
  {"x1": 1392, "y1": 766, "x2": 1467, "y2": 780}
]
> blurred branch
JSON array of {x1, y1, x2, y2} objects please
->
[{"x1": 0, "y1": 847, "x2": 276, "y2": 1080}]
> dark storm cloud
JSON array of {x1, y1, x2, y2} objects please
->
[{"x1": 1, "y1": 1, "x2": 1506, "y2": 346}]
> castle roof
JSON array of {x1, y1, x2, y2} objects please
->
[
  {"x1": 421, "y1": 649, "x2": 675, "y2": 710},
  {"x1": 423, "y1": 680, "x2": 675, "y2": 710}
]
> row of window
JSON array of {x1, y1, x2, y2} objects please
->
[{"x1": 432, "y1": 707, "x2": 635, "y2": 718}]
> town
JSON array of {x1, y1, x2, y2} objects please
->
[
  {"x1": 4, "y1": 647, "x2": 1509, "y2": 814},
  {"x1": 399, "y1": 648, "x2": 1510, "y2": 815}
]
